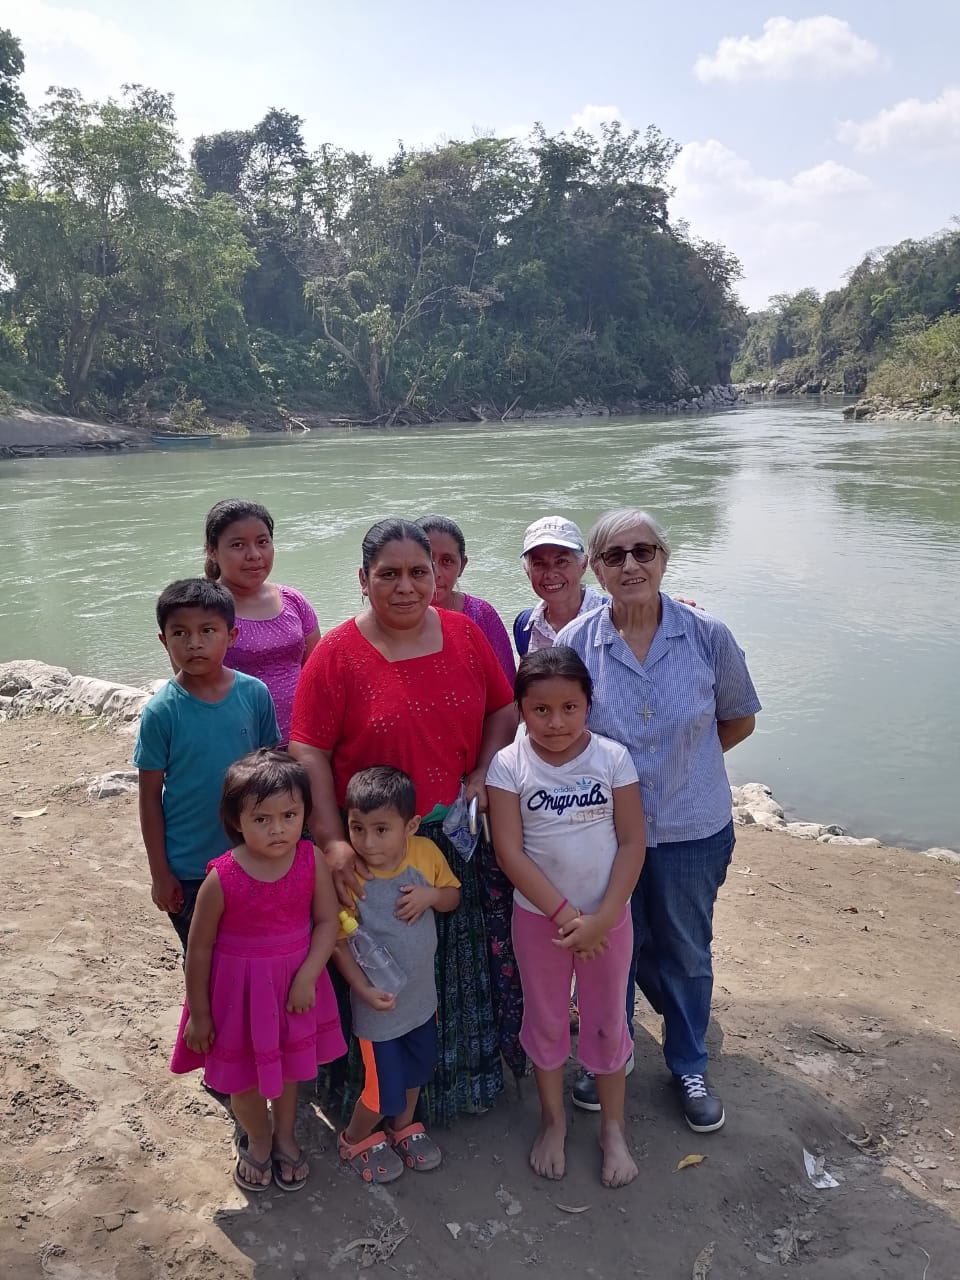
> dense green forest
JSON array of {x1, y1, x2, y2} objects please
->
[
  {"x1": 0, "y1": 28, "x2": 744, "y2": 424},
  {"x1": 733, "y1": 227, "x2": 960, "y2": 409}
]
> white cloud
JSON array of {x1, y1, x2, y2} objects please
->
[
  {"x1": 571, "y1": 103, "x2": 623, "y2": 134},
  {"x1": 694, "y1": 16, "x2": 882, "y2": 84},
  {"x1": 674, "y1": 140, "x2": 870, "y2": 208},
  {"x1": 1, "y1": 0, "x2": 143, "y2": 103},
  {"x1": 838, "y1": 85, "x2": 960, "y2": 154},
  {"x1": 671, "y1": 140, "x2": 874, "y2": 307}
]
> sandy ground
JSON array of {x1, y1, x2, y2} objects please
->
[{"x1": 1, "y1": 715, "x2": 958, "y2": 1280}]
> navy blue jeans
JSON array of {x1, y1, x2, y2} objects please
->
[{"x1": 627, "y1": 821, "x2": 735, "y2": 1077}]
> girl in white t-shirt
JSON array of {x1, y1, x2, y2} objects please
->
[{"x1": 487, "y1": 646, "x2": 646, "y2": 1190}]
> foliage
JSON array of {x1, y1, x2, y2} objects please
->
[
  {"x1": 0, "y1": 44, "x2": 744, "y2": 420},
  {"x1": 169, "y1": 392, "x2": 212, "y2": 433},
  {"x1": 0, "y1": 81, "x2": 256, "y2": 412},
  {"x1": 868, "y1": 312, "x2": 960, "y2": 408},
  {"x1": 734, "y1": 228, "x2": 960, "y2": 395},
  {"x1": 0, "y1": 28, "x2": 27, "y2": 191}
]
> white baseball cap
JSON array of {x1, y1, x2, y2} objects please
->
[{"x1": 521, "y1": 516, "x2": 586, "y2": 556}]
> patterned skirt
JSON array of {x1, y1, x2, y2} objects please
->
[{"x1": 339, "y1": 820, "x2": 527, "y2": 1127}]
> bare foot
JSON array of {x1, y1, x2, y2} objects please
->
[
  {"x1": 599, "y1": 1122, "x2": 638, "y2": 1188},
  {"x1": 238, "y1": 1133, "x2": 272, "y2": 1187},
  {"x1": 530, "y1": 1122, "x2": 566, "y2": 1179}
]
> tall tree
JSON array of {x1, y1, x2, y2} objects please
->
[
  {"x1": 2, "y1": 85, "x2": 254, "y2": 407},
  {"x1": 0, "y1": 28, "x2": 28, "y2": 191}
]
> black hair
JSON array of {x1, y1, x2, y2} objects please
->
[
  {"x1": 415, "y1": 514, "x2": 466, "y2": 562},
  {"x1": 344, "y1": 765, "x2": 417, "y2": 822},
  {"x1": 514, "y1": 645, "x2": 593, "y2": 707},
  {"x1": 360, "y1": 519, "x2": 432, "y2": 574},
  {"x1": 220, "y1": 748, "x2": 311, "y2": 843},
  {"x1": 204, "y1": 499, "x2": 274, "y2": 580},
  {"x1": 156, "y1": 578, "x2": 236, "y2": 632}
]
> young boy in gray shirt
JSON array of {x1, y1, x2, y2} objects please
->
[{"x1": 333, "y1": 766, "x2": 460, "y2": 1182}]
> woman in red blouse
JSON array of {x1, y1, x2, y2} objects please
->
[{"x1": 290, "y1": 519, "x2": 523, "y2": 1123}]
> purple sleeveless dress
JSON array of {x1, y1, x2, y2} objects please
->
[{"x1": 170, "y1": 840, "x2": 344, "y2": 1098}]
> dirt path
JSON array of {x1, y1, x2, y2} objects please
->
[{"x1": 1, "y1": 716, "x2": 958, "y2": 1279}]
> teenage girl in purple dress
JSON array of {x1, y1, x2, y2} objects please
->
[{"x1": 203, "y1": 499, "x2": 321, "y2": 744}]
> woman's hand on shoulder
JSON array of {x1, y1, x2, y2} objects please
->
[
  {"x1": 324, "y1": 838, "x2": 370, "y2": 908},
  {"x1": 183, "y1": 1013, "x2": 215, "y2": 1054}
]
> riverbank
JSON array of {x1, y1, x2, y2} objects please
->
[
  {"x1": 0, "y1": 387, "x2": 746, "y2": 459},
  {"x1": 3, "y1": 660, "x2": 956, "y2": 863},
  {"x1": 2, "y1": 712, "x2": 958, "y2": 1279}
]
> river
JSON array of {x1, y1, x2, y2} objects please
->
[{"x1": 1, "y1": 402, "x2": 958, "y2": 851}]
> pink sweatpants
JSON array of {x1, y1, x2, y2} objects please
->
[{"x1": 512, "y1": 903, "x2": 633, "y2": 1074}]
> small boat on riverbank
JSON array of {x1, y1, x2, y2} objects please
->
[{"x1": 150, "y1": 431, "x2": 220, "y2": 447}]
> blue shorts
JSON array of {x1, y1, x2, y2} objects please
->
[{"x1": 358, "y1": 1016, "x2": 437, "y2": 1119}]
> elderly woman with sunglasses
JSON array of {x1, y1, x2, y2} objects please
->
[{"x1": 556, "y1": 508, "x2": 760, "y2": 1134}]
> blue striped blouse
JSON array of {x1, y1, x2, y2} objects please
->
[{"x1": 557, "y1": 595, "x2": 761, "y2": 847}]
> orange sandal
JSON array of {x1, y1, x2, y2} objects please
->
[
  {"x1": 338, "y1": 1129, "x2": 404, "y2": 1183},
  {"x1": 387, "y1": 1122, "x2": 442, "y2": 1171}
]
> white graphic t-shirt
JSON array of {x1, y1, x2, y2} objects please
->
[{"x1": 486, "y1": 732, "x2": 638, "y2": 914}]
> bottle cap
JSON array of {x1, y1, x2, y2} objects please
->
[{"x1": 338, "y1": 909, "x2": 358, "y2": 935}]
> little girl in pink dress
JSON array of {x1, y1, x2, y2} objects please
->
[
  {"x1": 203, "y1": 499, "x2": 321, "y2": 743},
  {"x1": 171, "y1": 749, "x2": 344, "y2": 1193}
]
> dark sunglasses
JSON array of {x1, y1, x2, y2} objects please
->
[{"x1": 597, "y1": 542, "x2": 661, "y2": 568}]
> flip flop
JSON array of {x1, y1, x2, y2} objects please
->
[
  {"x1": 338, "y1": 1129, "x2": 404, "y2": 1183},
  {"x1": 233, "y1": 1134, "x2": 273, "y2": 1192},
  {"x1": 386, "y1": 1122, "x2": 442, "y2": 1171},
  {"x1": 271, "y1": 1146, "x2": 309, "y2": 1192}
]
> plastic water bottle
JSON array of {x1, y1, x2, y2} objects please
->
[{"x1": 338, "y1": 911, "x2": 406, "y2": 996}]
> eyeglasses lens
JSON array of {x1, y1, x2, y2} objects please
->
[{"x1": 602, "y1": 543, "x2": 658, "y2": 567}]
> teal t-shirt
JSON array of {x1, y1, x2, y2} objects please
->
[{"x1": 132, "y1": 671, "x2": 280, "y2": 879}]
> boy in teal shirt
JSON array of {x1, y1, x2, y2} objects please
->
[{"x1": 134, "y1": 578, "x2": 279, "y2": 948}]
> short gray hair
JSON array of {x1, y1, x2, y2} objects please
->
[{"x1": 587, "y1": 508, "x2": 671, "y2": 566}]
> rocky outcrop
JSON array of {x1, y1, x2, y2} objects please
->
[
  {"x1": 502, "y1": 384, "x2": 745, "y2": 420},
  {"x1": 0, "y1": 659, "x2": 157, "y2": 733},
  {"x1": 842, "y1": 395, "x2": 960, "y2": 424}
]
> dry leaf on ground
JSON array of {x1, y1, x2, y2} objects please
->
[{"x1": 676, "y1": 1153, "x2": 706, "y2": 1171}]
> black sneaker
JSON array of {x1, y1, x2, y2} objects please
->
[
  {"x1": 675, "y1": 1073, "x2": 724, "y2": 1132},
  {"x1": 572, "y1": 1051, "x2": 635, "y2": 1112}
]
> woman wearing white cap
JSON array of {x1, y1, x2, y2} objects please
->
[{"x1": 513, "y1": 517, "x2": 607, "y2": 656}]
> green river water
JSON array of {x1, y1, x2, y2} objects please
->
[{"x1": 1, "y1": 402, "x2": 958, "y2": 851}]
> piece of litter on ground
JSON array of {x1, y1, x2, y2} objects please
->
[
  {"x1": 772, "y1": 1227, "x2": 812, "y2": 1264},
  {"x1": 555, "y1": 1203, "x2": 590, "y2": 1214},
  {"x1": 692, "y1": 1241, "x2": 715, "y2": 1278},
  {"x1": 495, "y1": 1185, "x2": 522, "y2": 1216},
  {"x1": 12, "y1": 807, "x2": 48, "y2": 819},
  {"x1": 803, "y1": 1148, "x2": 839, "y2": 1189},
  {"x1": 446, "y1": 1223, "x2": 461, "y2": 1239},
  {"x1": 676, "y1": 1153, "x2": 706, "y2": 1171}
]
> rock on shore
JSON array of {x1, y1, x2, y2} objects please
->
[{"x1": 841, "y1": 395, "x2": 960, "y2": 423}]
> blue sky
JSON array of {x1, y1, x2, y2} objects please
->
[{"x1": 5, "y1": 0, "x2": 960, "y2": 308}]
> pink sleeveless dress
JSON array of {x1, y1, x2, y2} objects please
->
[{"x1": 170, "y1": 840, "x2": 345, "y2": 1098}]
